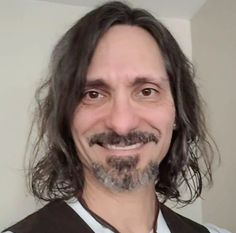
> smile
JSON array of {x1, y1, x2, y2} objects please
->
[{"x1": 103, "y1": 143, "x2": 143, "y2": 151}]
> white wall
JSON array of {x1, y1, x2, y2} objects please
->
[
  {"x1": 0, "y1": 0, "x2": 199, "y2": 229},
  {"x1": 192, "y1": 0, "x2": 236, "y2": 232},
  {"x1": 0, "y1": 0, "x2": 90, "y2": 229}
]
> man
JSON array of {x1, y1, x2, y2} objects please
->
[{"x1": 3, "y1": 1, "x2": 230, "y2": 233}]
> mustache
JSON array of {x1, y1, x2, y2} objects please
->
[{"x1": 88, "y1": 131, "x2": 159, "y2": 147}]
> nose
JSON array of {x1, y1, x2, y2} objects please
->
[{"x1": 105, "y1": 97, "x2": 140, "y2": 135}]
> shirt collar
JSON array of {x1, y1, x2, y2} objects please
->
[{"x1": 66, "y1": 198, "x2": 171, "y2": 233}]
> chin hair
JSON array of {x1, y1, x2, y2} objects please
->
[{"x1": 91, "y1": 156, "x2": 159, "y2": 192}]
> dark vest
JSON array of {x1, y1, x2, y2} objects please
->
[{"x1": 3, "y1": 200, "x2": 209, "y2": 233}]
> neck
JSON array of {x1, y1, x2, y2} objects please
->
[{"x1": 81, "y1": 173, "x2": 158, "y2": 233}]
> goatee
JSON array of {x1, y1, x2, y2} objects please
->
[{"x1": 91, "y1": 155, "x2": 159, "y2": 192}]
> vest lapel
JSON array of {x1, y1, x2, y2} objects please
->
[{"x1": 160, "y1": 204, "x2": 209, "y2": 233}]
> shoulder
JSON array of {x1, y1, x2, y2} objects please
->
[
  {"x1": 2, "y1": 200, "x2": 71, "y2": 233},
  {"x1": 160, "y1": 204, "x2": 231, "y2": 233},
  {"x1": 2, "y1": 200, "x2": 94, "y2": 233},
  {"x1": 160, "y1": 204, "x2": 208, "y2": 233},
  {"x1": 205, "y1": 224, "x2": 232, "y2": 233}
]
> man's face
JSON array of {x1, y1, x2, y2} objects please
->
[{"x1": 71, "y1": 25, "x2": 175, "y2": 192}]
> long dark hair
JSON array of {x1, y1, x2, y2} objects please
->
[{"x1": 28, "y1": 1, "x2": 215, "y2": 204}]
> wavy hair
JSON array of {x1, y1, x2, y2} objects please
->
[{"x1": 28, "y1": 1, "x2": 215, "y2": 204}]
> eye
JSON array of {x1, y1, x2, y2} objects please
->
[
  {"x1": 86, "y1": 91, "x2": 100, "y2": 99},
  {"x1": 140, "y1": 88, "x2": 158, "y2": 97},
  {"x1": 82, "y1": 90, "x2": 105, "y2": 104}
]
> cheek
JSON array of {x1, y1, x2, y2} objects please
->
[
  {"x1": 72, "y1": 106, "x2": 101, "y2": 137},
  {"x1": 71, "y1": 111, "x2": 96, "y2": 162},
  {"x1": 142, "y1": 103, "x2": 175, "y2": 154},
  {"x1": 143, "y1": 104, "x2": 175, "y2": 130}
]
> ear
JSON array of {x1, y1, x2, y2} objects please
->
[{"x1": 173, "y1": 122, "x2": 177, "y2": 130}]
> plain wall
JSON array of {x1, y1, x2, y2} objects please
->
[
  {"x1": 0, "y1": 0, "x2": 90, "y2": 229},
  {"x1": 0, "y1": 0, "x2": 200, "y2": 229},
  {"x1": 192, "y1": 0, "x2": 236, "y2": 232}
]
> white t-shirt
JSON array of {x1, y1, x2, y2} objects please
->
[
  {"x1": 5, "y1": 200, "x2": 231, "y2": 233},
  {"x1": 66, "y1": 200, "x2": 231, "y2": 233}
]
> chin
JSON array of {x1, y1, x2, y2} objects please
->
[{"x1": 91, "y1": 157, "x2": 160, "y2": 192}]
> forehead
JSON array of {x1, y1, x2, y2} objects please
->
[{"x1": 87, "y1": 25, "x2": 168, "y2": 84}]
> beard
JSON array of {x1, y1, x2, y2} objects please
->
[{"x1": 91, "y1": 155, "x2": 159, "y2": 192}]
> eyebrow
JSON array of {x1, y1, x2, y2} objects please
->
[
  {"x1": 84, "y1": 79, "x2": 111, "y2": 90},
  {"x1": 85, "y1": 76, "x2": 168, "y2": 90},
  {"x1": 130, "y1": 76, "x2": 167, "y2": 86}
]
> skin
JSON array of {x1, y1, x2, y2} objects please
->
[{"x1": 71, "y1": 25, "x2": 176, "y2": 233}]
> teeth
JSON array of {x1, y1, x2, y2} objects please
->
[{"x1": 105, "y1": 143, "x2": 142, "y2": 151}]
